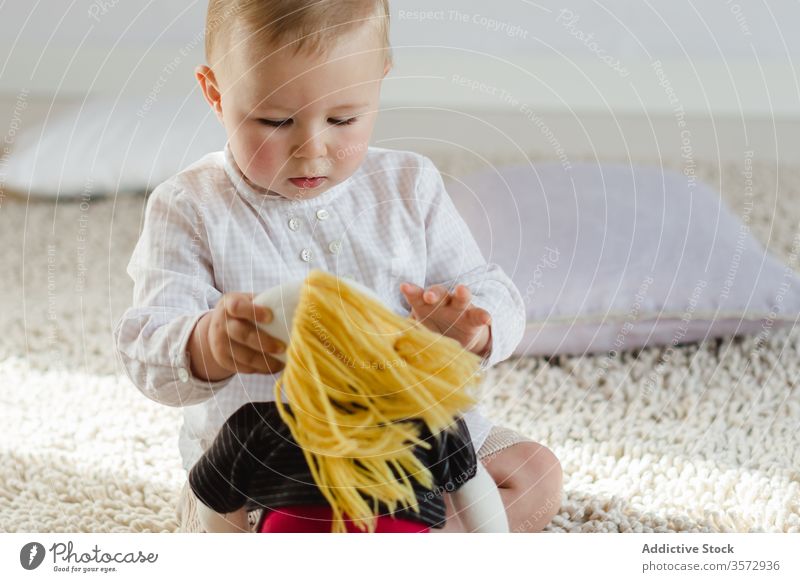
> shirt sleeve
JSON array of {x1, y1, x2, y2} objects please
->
[
  {"x1": 415, "y1": 155, "x2": 526, "y2": 370},
  {"x1": 113, "y1": 181, "x2": 234, "y2": 407},
  {"x1": 187, "y1": 402, "x2": 282, "y2": 514}
]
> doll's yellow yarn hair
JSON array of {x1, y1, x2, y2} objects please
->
[{"x1": 273, "y1": 269, "x2": 484, "y2": 533}]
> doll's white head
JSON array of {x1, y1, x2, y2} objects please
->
[{"x1": 253, "y1": 276, "x2": 381, "y2": 362}]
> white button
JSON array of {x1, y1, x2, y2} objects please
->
[
  {"x1": 300, "y1": 248, "x2": 313, "y2": 262},
  {"x1": 316, "y1": 208, "x2": 330, "y2": 221},
  {"x1": 328, "y1": 240, "x2": 342, "y2": 254},
  {"x1": 288, "y1": 217, "x2": 300, "y2": 231},
  {"x1": 178, "y1": 368, "x2": 190, "y2": 383}
]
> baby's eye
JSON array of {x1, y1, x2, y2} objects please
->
[
  {"x1": 329, "y1": 117, "x2": 358, "y2": 126},
  {"x1": 259, "y1": 118, "x2": 292, "y2": 128}
]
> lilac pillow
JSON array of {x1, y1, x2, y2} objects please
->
[{"x1": 448, "y1": 162, "x2": 800, "y2": 356}]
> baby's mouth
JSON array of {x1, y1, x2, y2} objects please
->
[{"x1": 289, "y1": 176, "x2": 327, "y2": 189}]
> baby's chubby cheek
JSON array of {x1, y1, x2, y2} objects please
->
[{"x1": 235, "y1": 140, "x2": 283, "y2": 187}]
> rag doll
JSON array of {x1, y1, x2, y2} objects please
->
[{"x1": 188, "y1": 270, "x2": 508, "y2": 533}]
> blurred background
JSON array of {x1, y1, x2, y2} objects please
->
[{"x1": 1, "y1": 0, "x2": 798, "y2": 193}]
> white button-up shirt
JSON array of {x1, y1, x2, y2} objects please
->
[{"x1": 113, "y1": 142, "x2": 526, "y2": 473}]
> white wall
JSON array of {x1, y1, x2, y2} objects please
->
[
  {"x1": 392, "y1": 0, "x2": 800, "y2": 59},
  {"x1": 1, "y1": 1, "x2": 798, "y2": 117}
]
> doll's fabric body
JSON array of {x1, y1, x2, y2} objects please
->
[{"x1": 188, "y1": 401, "x2": 478, "y2": 532}]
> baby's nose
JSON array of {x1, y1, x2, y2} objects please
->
[{"x1": 293, "y1": 131, "x2": 327, "y2": 159}]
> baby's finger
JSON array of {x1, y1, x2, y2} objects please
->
[
  {"x1": 449, "y1": 285, "x2": 472, "y2": 311},
  {"x1": 223, "y1": 293, "x2": 271, "y2": 323},
  {"x1": 423, "y1": 284, "x2": 450, "y2": 307},
  {"x1": 230, "y1": 341, "x2": 285, "y2": 375},
  {"x1": 231, "y1": 362, "x2": 259, "y2": 375},
  {"x1": 226, "y1": 319, "x2": 286, "y2": 354},
  {"x1": 225, "y1": 318, "x2": 286, "y2": 353},
  {"x1": 467, "y1": 306, "x2": 492, "y2": 327},
  {"x1": 400, "y1": 282, "x2": 425, "y2": 309}
]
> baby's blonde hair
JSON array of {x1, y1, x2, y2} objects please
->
[{"x1": 205, "y1": 0, "x2": 392, "y2": 66}]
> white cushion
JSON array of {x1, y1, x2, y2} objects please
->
[
  {"x1": 2, "y1": 95, "x2": 225, "y2": 198},
  {"x1": 448, "y1": 162, "x2": 800, "y2": 356}
]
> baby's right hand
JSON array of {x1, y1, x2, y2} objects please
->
[{"x1": 203, "y1": 292, "x2": 287, "y2": 376}]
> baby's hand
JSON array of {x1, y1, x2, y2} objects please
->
[
  {"x1": 191, "y1": 292, "x2": 287, "y2": 379},
  {"x1": 399, "y1": 282, "x2": 492, "y2": 356}
]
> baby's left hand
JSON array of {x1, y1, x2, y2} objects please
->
[{"x1": 399, "y1": 282, "x2": 492, "y2": 356}]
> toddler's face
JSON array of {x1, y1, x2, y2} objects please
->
[{"x1": 198, "y1": 24, "x2": 390, "y2": 200}]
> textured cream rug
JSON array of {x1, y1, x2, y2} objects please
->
[{"x1": 1, "y1": 153, "x2": 798, "y2": 533}]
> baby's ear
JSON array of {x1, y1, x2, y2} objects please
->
[{"x1": 195, "y1": 65, "x2": 224, "y2": 121}]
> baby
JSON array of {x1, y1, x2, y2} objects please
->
[{"x1": 114, "y1": 0, "x2": 562, "y2": 533}]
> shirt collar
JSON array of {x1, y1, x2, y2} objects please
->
[{"x1": 222, "y1": 141, "x2": 351, "y2": 207}]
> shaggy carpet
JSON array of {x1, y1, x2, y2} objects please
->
[{"x1": 1, "y1": 152, "x2": 798, "y2": 533}]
